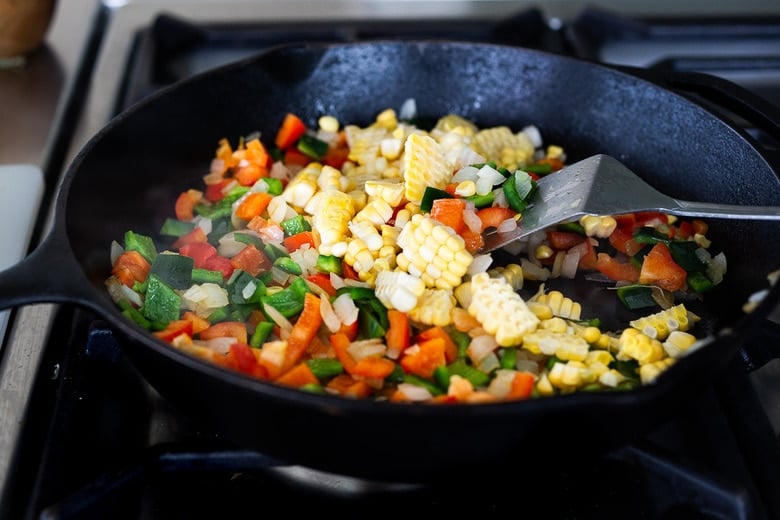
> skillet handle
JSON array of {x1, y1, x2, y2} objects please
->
[
  {"x1": 0, "y1": 228, "x2": 98, "y2": 312},
  {"x1": 738, "y1": 318, "x2": 780, "y2": 372},
  {"x1": 623, "y1": 66, "x2": 780, "y2": 168}
]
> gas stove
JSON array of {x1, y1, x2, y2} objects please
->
[{"x1": 2, "y1": 2, "x2": 780, "y2": 519}]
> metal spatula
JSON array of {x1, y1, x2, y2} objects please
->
[{"x1": 481, "y1": 154, "x2": 780, "y2": 253}]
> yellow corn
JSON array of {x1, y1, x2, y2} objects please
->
[
  {"x1": 396, "y1": 214, "x2": 472, "y2": 290},
  {"x1": 521, "y1": 329, "x2": 589, "y2": 361},
  {"x1": 598, "y1": 368, "x2": 626, "y2": 388},
  {"x1": 434, "y1": 114, "x2": 478, "y2": 136},
  {"x1": 353, "y1": 198, "x2": 394, "y2": 227},
  {"x1": 318, "y1": 115, "x2": 340, "y2": 133},
  {"x1": 536, "y1": 371, "x2": 555, "y2": 396},
  {"x1": 364, "y1": 180, "x2": 405, "y2": 207},
  {"x1": 530, "y1": 290, "x2": 582, "y2": 321},
  {"x1": 467, "y1": 272, "x2": 540, "y2": 347},
  {"x1": 539, "y1": 317, "x2": 569, "y2": 333},
  {"x1": 579, "y1": 215, "x2": 617, "y2": 238},
  {"x1": 473, "y1": 126, "x2": 534, "y2": 169},
  {"x1": 402, "y1": 133, "x2": 453, "y2": 205},
  {"x1": 309, "y1": 190, "x2": 355, "y2": 257},
  {"x1": 374, "y1": 270, "x2": 426, "y2": 312},
  {"x1": 281, "y1": 164, "x2": 320, "y2": 209},
  {"x1": 662, "y1": 330, "x2": 700, "y2": 358},
  {"x1": 488, "y1": 263, "x2": 524, "y2": 291},
  {"x1": 629, "y1": 303, "x2": 697, "y2": 341},
  {"x1": 617, "y1": 328, "x2": 666, "y2": 365},
  {"x1": 639, "y1": 357, "x2": 676, "y2": 384},
  {"x1": 408, "y1": 288, "x2": 457, "y2": 327},
  {"x1": 344, "y1": 124, "x2": 390, "y2": 166},
  {"x1": 317, "y1": 164, "x2": 346, "y2": 192}
]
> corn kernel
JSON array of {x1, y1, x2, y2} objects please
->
[{"x1": 318, "y1": 115, "x2": 340, "y2": 133}]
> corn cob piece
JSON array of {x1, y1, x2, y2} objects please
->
[
  {"x1": 529, "y1": 290, "x2": 582, "y2": 321},
  {"x1": 344, "y1": 124, "x2": 390, "y2": 166},
  {"x1": 473, "y1": 126, "x2": 534, "y2": 170},
  {"x1": 281, "y1": 163, "x2": 320, "y2": 209},
  {"x1": 639, "y1": 357, "x2": 676, "y2": 384},
  {"x1": 402, "y1": 133, "x2": 453, "y2": 205},
  {"x1": 488, "y1": 263, "x2": 524, "y2": 291},
  {"x1": 364, "y1": 180, "x2": 405, "y2": 207},
  {"x1": 466, "y1": 272, "x2": 540, "y2": 347},
  {"x1": 374, "y1": 270, "x2": 426, "y2": 313},
  {"x1": 309, "y1": 190, "x2": 356, "y2": 257},
  {"x1": 433, "y1": 114, "x2": 479, "y2": 136},
  {"x1": 408, "y1": 288, "x2": 457, "y2": 327},
  {"x1": 396, "y1": 214, "x2": 472, "y2": 290},
  {"x1": 548, "y1": 360, "x2": 597, "y2": 389},
  {"x1": 353, "y1": 198, "x2": 394, "y2": 227},
  {"x1": 521, "y1": 329, "x2": 589, "y2": 362},
  {"x1": 629, "y1": 303, "x2": 698, "y2": 341}
]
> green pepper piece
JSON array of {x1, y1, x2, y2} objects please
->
[
  {"x1": 403, "y1": 374, "x2": 444, "y2": 396},
  {"x1": 142, "y1": 274, "x2": 181, "y2": 325},
  {"x1": 264, "y1": 242, "x2": 289, "y2": 261},
  {"x1": 124, "y1": 231, "x2": 157, "y2": 263},
  {"x1": 499, "y1": 348, "x2": 518, "y2": 370},
  {"x1": 249, "y1": 321, "x2": 275, "y2": 348},
  {"x1": 420, "y1": 186, "x2": 452, "y2": 212},
  {"x1": 556, "y1": 221, "x2": 586, "y2": 235},
  {"x1": 524, "y1": 162, "x2": 553, "y2": 175},
  {"x1": 260, "y1": 177, "x2": 283, "y2": 196},
  {"x1": 448, "y1": 329, "x2": 471, "y2": 359},
  {"x1": 117, "y1": 299, "x2": 151, "y2": 329},
  {"x1": 686, "y1": 271, "x2": 715, "y2": 293},
  {"x1": 159, "y1": 218, "x2": 196, "y2": 238},
  {"x1": 463, "y1": 192, "x2": 495, "y2": 209},
  {"x1": 307, "y1": 358, "x2": 344, "y2": 379},
  {"x1": 297, "y1": 134, "x2": 330, "y2": 160},
  {"x1": 234, "y1": 232, "x2": 265, "y2": 249},
  {"x1": 609, "y1": 359, "x2": 640, "y2": 382},
  {"x1": 616, "y1": 284, "x2": 659, "y2": 310},
  {"x1": 447, "y1": 359, "x2": 490, "y2": 387},
  {"x1": 149, "y1": 253, "x2": 193, "y2": 290},
  {"x1": 386, "y1": 364, "x2": 406, "y2": 384},
  {"x1": 546, "y1": 354, "x2": 564, "y2": 371},
  {"x1": 633, "y1": 226, "x2": 670, "y2": 246},
  {"x1": 300, "y1": 383, "x2": 326, "y2": 394},
  {"x1": 207, "y1": 306, "x2": 231, "y2": 324},
  {"x1": 316, "y1": 254, "x2": 343, "y2": 275},
  {"x1": 191, "y1": 268, "x2": 225, "y2": 285},
  {"x1": 668, "y1": 241, "x2": 707, "y2": 272},
  {"x1": 281, "y1": 215, "x2": 311, "y2": 237},
  {"x1": 433, "y1": 365, "x2": 451, "y2": 389},
  {"x1": 274, "y1": 256, "x2": 303, "y2": 275},
  {"x1": 227, "y1": 270, "x2": 267, "y2": 304},
  {"x1": 261, "y1": 277, "x2": 309, "y2": 318},
  {"x1": 207, "y1": 217, "x2": 232, "y2": 246}
]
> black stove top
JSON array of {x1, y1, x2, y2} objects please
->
[{"x1": 3, "y1": 7, "x2": 780, "y2": 520}]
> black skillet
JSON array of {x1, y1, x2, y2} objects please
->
[{"x1": 1, "y1": 41, "x2": 779, "y2": 482}]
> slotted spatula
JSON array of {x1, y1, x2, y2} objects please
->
[{"x1": 481, "y1": 154, "x2": 780, "y2": 253}]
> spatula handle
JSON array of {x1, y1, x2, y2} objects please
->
[{"x1": 672, "y1": 199, "x2": 780, "y2": 220}]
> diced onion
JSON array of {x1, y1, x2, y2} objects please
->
[
  {"x1": 263, "y1": 302, "x2": 293, "y2": 333},
  {"x1": 463, "y1": 208, "x2": 482, "y2": 233},
  {"x1": 398, "y1": 98, "x2": 417, "y2": 120},
  {"x1": 560, "y1": 249, "x2": 581, "y2": 279},
  {"x1": 468, "y1": 254, "x2": 493, "y2": 276},
  {"x1": 203, "y1": 337, "x2": 234, "y2": 354},
  {"x1": 496, "y1": 217, "x2": 517, "y2": 233},
  {"x1": 397, "y1": 383, "x2": 433, "y2": 402},
  {"x1": 110, "y1": 240, "x2": 124, "y2": 265},
  {"x1": 319, "y1": 296, "x2": 342, "y2": 333},
  {"x1": 332, "y1": 293, "x2": 359, "y2": 325},
  {"x1": 217, "y1": 232, "x2": 246, "y2": 257},
  {"x1": 467, "y1": 334, "x2": 499, "y2": 363},
  {"x1": 105, "y1": 276, "x2": 143, "y2": 308},
  {"x1": 347, "y1": 339, "x2": 386, "y2": 361}
]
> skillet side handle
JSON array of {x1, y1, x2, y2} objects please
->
[
  {"x1": 624, "y1": 67, "x2": 780, "y2": 167},
  {"x1": 0, "y1": 230, "x2": 98, "y2": 312},
  {"x1": 738, "y1": 318, "x2": 780, "y2": 372}
]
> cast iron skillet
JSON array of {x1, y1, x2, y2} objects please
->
[{"x1": 1, "y1": 41, "x2": 779, "y2": 482}]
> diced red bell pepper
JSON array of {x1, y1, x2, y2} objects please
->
[
  {"x1": 283, "y1": 231, "x2": 316, "y2": 252},
  {"x1": 202, "y1": 254, "x2": 234, "y2": 279},
  {"x1": 476, "y1": 206, "x2": 517, "y2": 232},
  {"x1": 204, "y1": 179, "x2": 234, "y2": 202},
  {"x1": 595, "y1": 252, "x2": 640, "y2": 283},
  {"x1": 153, "y1": 319, "x2": 193, "y2": 343},
  {"x1": 638, "y1": 242, "x2": 688, "y2": 292},
  {"x1": 305, "y1": 272, "x2": 337, "y2": 297},
  {"x1": 275, "y1": 113, "x2": 308, "y2": 150},
  {"x1": 228, "y1": 343, "x2": 268, "y2": 379},
  {"x1": 385, "y1": 310, "x2": 410, "y2": 359},
  {"x1": 229, "y1": 245, "x2": 270, "y2": 277},
  {"x1": 172, "y1": 226, "x2": 208, "y2": 249},
  {"x1": 281, "y1": 292, "x2": 322, "y2": 373},
  {"x1": 200, "y1": 321, "x2": 248, "y2": 344},
  {"x1": 546, "y1": 230, "x2": 585, "y2": 251},
  {"x1": 179, "y1": 242, "x2": 218, "y2": 268},
  {"x1": 400, "y1": 337, "x2": 446, "y2": 379},
  {"x1": 175, "y1": 189, "x2": 203, "y2": 221},
  {"x1": 112, "y1": 250, "x2": 151, "y2": 287},
  {"x1": 430, "y1": 198, "x2": 466, "y2": 234},
  {"x1": 608, "y1": 226, "x2": 644, "y2": 257}
]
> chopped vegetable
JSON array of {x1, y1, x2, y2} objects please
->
[{"x1": 107, "y1": 107, "x2": 727, "y2": 403}]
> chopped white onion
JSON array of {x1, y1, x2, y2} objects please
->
[
  {"x1": 104, "y1": 276, "x2": 143, "y2": 308},
  {"x1": 463, "y1": 208, "x2": 482, "y2": 234},
  {"x1": 520, "y1": 257, "x2": 550, "y2": 281},
  {"x1": 560, "y1": 249, "x2": 581, "y2": 279},
  {"x1": 451, "y1": 165, "x2": 479, "y2": 183},
  {"x1": 217, "y1": 231, "x2": 246, "y2": 257},
  {"x1": 397, "y1": 383, "x2": 433, "y2": 402},
  {"x1": 487, "y1": 369, "x2": 517, "y2": 398},
  {"x1": 193, "y1": 216, "x2": 213, "y2": 235},
  {"x1": 496, "y1": 217, "x2": 517, "y2": 233},
  {"x1": 521, "y1": 125, "x2": 543, "y2": 148},
  {"x1": 203, "y1": 337, "x2": 234, "y2": 354},
  {"x1": 398, "y1": 98, "x2": 417, "y2": 120},
  {"x1": 109, "y1": 240, "x2": 124, "y2": 265},
  {"x1": 263, "y1": 302, "x2": 293, "y2": 333},
  {"x1": 468, "y1": 254, "x2": 494, "y2": 276},
  {"x1": 319, "y1": 296, "x2": 342, "y2": 333},
  {"x1": 467, "y1": 334, "x2": 499, "y2": 363},
  {"x1": 332, "y1": 293, "x2": 359, "y2": 325},
  {"x1": 347, "y1": 339, "x2": 387, "y2": 361}
]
